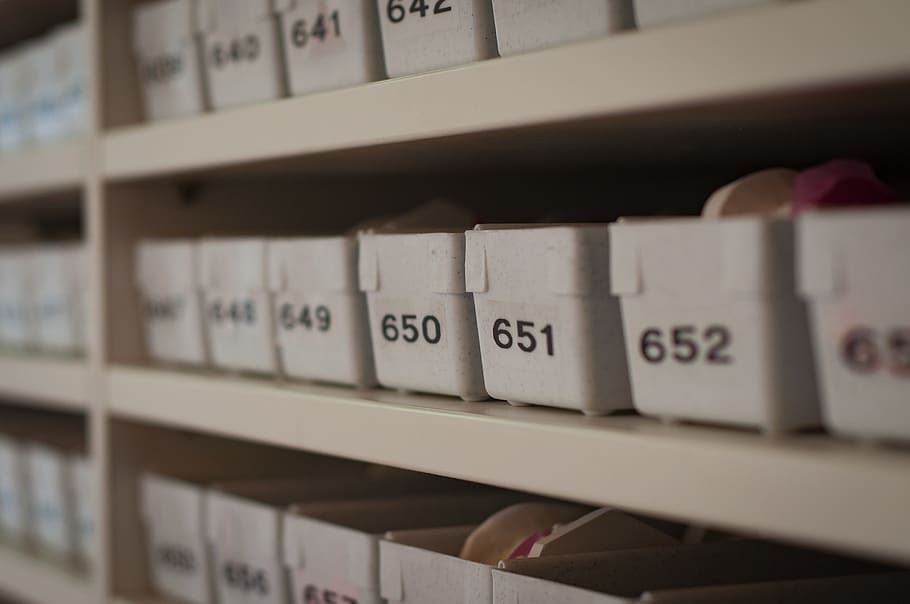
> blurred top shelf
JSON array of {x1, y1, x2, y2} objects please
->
[
  {"x1": 0, "y1": 354, "x2": 92, "y2": 411},
  {"x1": 102, "y1": 0, "x2": 910, "y2": 182},
  {"x1": 0, "y1": 140, "x2": 86, "y2": 203},
  {"x1": 0, "y1": 546, "x2": 95, "y2": 604}
]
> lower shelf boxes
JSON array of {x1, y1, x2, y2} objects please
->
[
  {"x1": 199, "y1": 238, "x2": 277, "y2": 374},
  {"x1": 491, "y1": 0, "x2": 633, "y2": 57},
  {"x1": 798, "y1": 207, "x2": 910, "y2": 443},
  {"x1": 465, "y1": 225, "x2": 632, "y2": 414},
  {"x1": 136, "y1": 239, "x2": 208, "y2": 367},
  {"x1": 277, "y1": 0, "x2": 385, "y2": 96},
  {"x1": 0, "y1": 434, "x2": 27, "y2": 545},
  {"x1": 31, "y1": 244, "x2": 86, "y2": 354},
  {"x1": 359, "y1": 231, "x2": 487, "y2": 401},
  {"x1": 268, "y1": 236, "x2": 376, "y2": 388},
  {"x1": 0, "y1": 248, "x2": 34, "y2": 349},
  {"x1": 376, "y1": 0, "x2": 498, "y2": 78},
  {"x1": 610, "y1": 217, "x2": 819, "y2": 432}
]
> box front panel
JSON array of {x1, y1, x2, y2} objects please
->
[
  {"x1": 204, "y1": 290, "x2": 276, "y2": 373},
  {"x1": 138, "y1": 42, "x2": 208, "y2": 121},
  {"x1": 143, "y1": 290, "x2": 208, "y2": 365},
  {"x1": 204, "y1": 18, "x2": 286, "y2": 109}
]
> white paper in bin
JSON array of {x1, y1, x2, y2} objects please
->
[
  {"x1": 198, "y1": 238, "x2": 276, "y2": 374},
  {"x1": 610, "y1": 217, "x2": 819, "y2": 432},
  {"x1": 359, "y1": 232, "x2": 486, "y2": 401},
  {"x1": 136, "y1": 239, "x2": 208, "y2": 366},
  {"x1": 465, "y1": 225, "x2": 632, "y2": 414},
  {"x1": 267, "y1": 236, "x2": 376, "y2": 388},
  {"x1": 491, "y1": 0, "x2": 633, "y2": 57},
  {"x1": 797, "y1": 207, "x2": 910, "y2": 442},
  {"x1": 376, "y1": 0, "x2": 497, "y2": 78}
]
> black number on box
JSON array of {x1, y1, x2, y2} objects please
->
[
  {"x1": 291, "y1": 11, "x2": 341, "y2": 48},
  {"x1": 157, "y1": 544, "x2": 196, "y2": 572},
  {"x1": 145, "y1": 298, "x2": 183, "y2": 321},
  {"x1": 223, "y1": 561, "x2": 269, "y2": 595},
  {"x1": 209, "y1": 299, "x2": 256, "y2": 325},
  {"x1": 492, "y1": 318, "x2": 555, "y2": 357},
  {"x1": 841, "y1": 326, "x2": 910, "y2": 376},
  {"x1": 143, "y1": 54, "x2": 182, "y2": 83},
  {"x1": 387, "y1": 0, "x2": 451, "y2": 22},
  {"x1": 211, "y1": 35, "x2": 260, "y2": 68},
  {"x1": 279, "y1": 303, "x2": 331, "y2": 332},
  {"x1": 640, "y1": 326, "x2": 733, "y2": 365},
  {"x1": 303, "y1": 584, "x2": 358, "y2": 604},
  {"x1": 381, "y1": 313, "x2": 442, "y2": 344}
]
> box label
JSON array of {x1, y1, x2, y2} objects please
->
[
  {"x1": 379, "y1": 0, "x2": 471, "y2": 39},
  {"x1": 294, "y1": 569, "x2": 364, "y2": 604}
]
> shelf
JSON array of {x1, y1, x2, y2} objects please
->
[
  {"x1": 0, "y1": 140, "x2": 85, "y2": 203},
  {"x1": 0, "y1": 355, "x2": 92, "y2": 411},
  {"x1": 109, "y1": 365, "x2": 910, "y2": 565},
  {"x1": 102, "y1": 0, "x2": 910, "y2": 182},
  {"x1": 0, "y1": 547, "x2": 95, "y2": 604}
]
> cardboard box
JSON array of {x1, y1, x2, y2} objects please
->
[
  {"x1": 359, "y1": 231, "x2": 487, "y2": 401},
  {"x1": 284, "y1": 493, "x2": 524, "y2": 604},
  {"x1": 277, "y1": 0, "x2": 385, "y2": 96},
  {"x1": 798, "y1": 207, "x2": 910, "y2": 442},
  {"x1": 133, "y1": 0, "x2": 210, "y2": 121},
  {"x1": 199, "y1": 0, "x2": 287, "y2": 109},
  {"x1": 268, "y1": 236, "x2": 376, "y2": 387},
  {"x1": 491, "y1": 0, "x2": 633, "y2": 57},
  {"x1": 634, "y1": 0, "x2": 785, "y2": 29},
  {"x1": 610, "y1": 217, "x2": 819, "y2": 432},
  {"x1": 465, "y1": 225, "x2": 632, "y2": 414},
  {"x1": 199, "y1": 237, "x2": 277, "y2": 373},
  {"x1": 31, "y1": 243, "x2": 87, "y2": 354},
  {"x1": 376, "y1": 0, "x2": 497, "y2": 77},
  {"x1": 136, "y1": 239, "x2": 208, "y2": 366}
]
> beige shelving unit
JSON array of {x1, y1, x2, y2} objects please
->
[{"x1": 1, "y1": 0, "x2": 910, "y2": 603}]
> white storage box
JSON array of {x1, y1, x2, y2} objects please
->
[
  {"x1": 491, "y1": 0, "x2": 633, "y2": 57},
  {"x1": 26, "y1": 37, "x2": 63, "y2": 143},
  {"x1": 494, "y1": 540, "x2": 887, "y2": 604},
  {"x1": 136, "y1": 239, "x2": 208, "y2": 366},
  {"x1": 284, "y1": 493, "x2": 521, "y2": 604},
  {"x1": 634, "y1": 0, "x2": 784, "y2": 29},
  {"x1": 268, "y1": 236, "x2": 376, "y2": 388},
  {"x1": 0, "y1": 248, "x2": 36, "y2": 349},
  {"x1": 0, "y1": 435, "x2": 28, "y2": 544},
  {"x1": 798, "y1": 208, "x2": 910, "y2": 443},
  {"x1": 25, "y1": 443, "x2": 79, "y2": 562},
  {"x1": 52, "y1": 23, "x2": 88, "y2": 136},
  {"x1": 359, "y1": 231, "x2": 486, "y2": 401},
  {"x1": 71, "y1": 455, "x2": 96, "y2": 569},
  {"x1": 277, "y1": 0, "x2": 385, "y2": 96},
  {"x1": 376, "y1": 0, "x2": 497, "y2": 78},
  {"x1": 32, "y1": 244, "x2": 87, "y2": 354},
  {"x1": 465, "y1": 225, "x2": 632, "y2": 414},
  {"x1": 199, "y1": 238, "x2": 276, "y2": 373},
  {"x1": 199, "y1": 0, "x2": 287, "y2": 109},
  {"x1": 133, "y1": 0, "x2": 209, "y2": 121},
  {"x1": 610, "y1": 217, "x2": 819, "y2": 432},
  {"x1": 0, "y1": 52, "x2": 21, "y2": 153}
]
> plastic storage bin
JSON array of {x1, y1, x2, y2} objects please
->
[
  {"x1": 491, "y1": 0, "x2": 633, "y2": 57},
  {"x1": 798, "y1": 207, "x2": 910, "y2": 443},
  {"x1": 284, "y1": 493, "x2": 521, "y2": 604},
  {"x1": 0, "y1": 248, "x2": 35, "y2": 349},
  {"x1": 199, "y1": 0, "x2": 287, "y2": 110},
  {"x1": 32, "y1": 244, "x2": 86, "y2": 354},
  {"x1": 136, "y1": 239, "x2": 208, "y2": 366},
  {"x1": 133, "y1": 0, "x2": 209, "y2": 121},
  {"x1": 610, "y1": 217, "x2": 819, "y2": 432},
  {"x1": 634, "y1": 0, "x2": 784, "y2": 28},
  {"x1": 277, "y1": 0, "x2": 385, "y2": 96},
  {"x1": 376, "y1": 0, "x2": 497, "y2": 78},
  {"x1": 465, "y1": 225, "x2": 632, "y2": 414},
  {"x1": 199, "y1": 238, "x2": 276, "y2": 373},
  {"x1": 268, "y1": 236, "x2": 376, "y2": 388},
  {"x1": 359, "y1": 231, "x2": 487, "y2": 401}
]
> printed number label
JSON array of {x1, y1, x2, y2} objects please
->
[
  {"x1": 291, "y1": 11, "x2": 342, "y2": 48},
  {"x1": 157, "y1": 545, "x2": 196, "y2": 573},
  {"x1": 386, "y1": 0, "x2": 452, "y2": 23},
  {"x1": 492, "y1": 319, "x2": 554, "y2": 356},
  {"x1": 211, "y1": 36, "x2": 260, "y2": 68},
  {"x1": 208, "y1": 299, "x2": 256, "y2": 325},
  {"x1": 145, "y1": 298, "x2": 184, "y2": 322},
  {"x1": 640, "y1": 325, "x2": 732, "y2": 365},
  {"x1": 380, "y1": 313, "x2": 442, "y2": 344},
  {"x1": 143, "y1": 54, "x2": 182, "y2": 83},
  {"x1": 279, "y1": 303, "x2": 331, "y2": 332},
  {"x1": 301, "y1": 584, "x2": 358, "y2": 604},
  {"x1": 223, "y1": 561, "x2": 269, "y2": 595},
  {"x1": 841, "y1": 327, "x2": 910, "y2": 375}
]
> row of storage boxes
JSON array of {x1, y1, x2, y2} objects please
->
[
  {"x1": 0, "y1": 243, "x2": 88, "y2": 354},
  {"x1": 134, "y1": 0, "x2": 785, "y2": 120},
  {"x1": 141, "y1": 461, "x2": 906, "y2": 604},
  {"x1": 137, "y1": 206, "x2": 909, "y2": 442},
  {"x1": 0, "y1": 412, "x2": 95, "y2": 569},
  {"x1": 0, "y1": 22, "x2": 87, "y2": 154}
]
